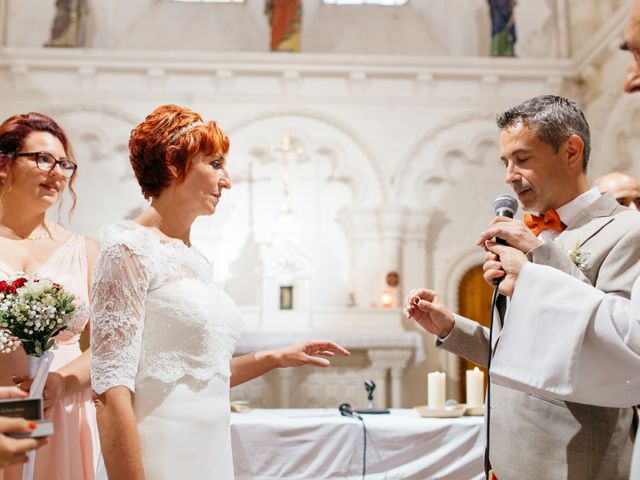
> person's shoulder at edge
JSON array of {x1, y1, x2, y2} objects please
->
[{"x1": 610, "y1": 203, "x2": 640, "y2": 233}]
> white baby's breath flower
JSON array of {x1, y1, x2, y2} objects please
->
[
  {"x1": 560, "y1": 240, "x2": 590, "y2": 272},
  {"x1": 41, "y1": 294, "x2": 56, "y2": 307}
]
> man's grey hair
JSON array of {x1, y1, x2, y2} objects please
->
[{"x1": 496, "y1": 95, "x2": 591, "y2": 172}]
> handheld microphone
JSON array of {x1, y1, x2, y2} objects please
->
[
  {"x1": 339, "y1": 402, "x2": 362, "y2": 420},
  {"x1": 491, "y1": 194, "x2": 519, "y2": 285},
  {"x1": 492, "y1": 194, "x2": 518, "y2": 224}
]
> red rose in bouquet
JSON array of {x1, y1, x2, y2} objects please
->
[{"x1": 12, "y1": 277, "x2": 28, "y2": 289}]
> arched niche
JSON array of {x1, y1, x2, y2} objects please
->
[
  {"x1": 193, "y1": 111, "x2": 383, "y2": 309},
  {"x1": 456, "y1": 263, "x2": 492, "y2": 401}
]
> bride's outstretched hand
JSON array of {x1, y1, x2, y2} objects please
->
[{"x1": 274, "y1": 341, "x2": 350, "y2": 368}]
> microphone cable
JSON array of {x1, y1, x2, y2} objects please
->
[
  {"x1": 339, "y1": 403, "x2": 367, "y2": 479},
  {"x1": 484, "y1": 283, "x2": 501, "y2": 479},
  {"x1": 484, "y1": 194, "x2": 517, "y2": 479},
  {"x1": 358, "y1": 415, "x2": 367, "y2": 479}
]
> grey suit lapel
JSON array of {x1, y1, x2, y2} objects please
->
[{"x1": 555, "y1": 193, "x2": 619, "y2": 249}]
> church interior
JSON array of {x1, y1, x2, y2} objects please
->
[{"x1": 1, "y1": 0, "x2": 637, "y2": 412}]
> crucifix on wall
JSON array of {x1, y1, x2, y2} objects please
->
[
  {"x1": 271, "y1": 133, "x2": 303, "y2": 213},
  {"x1": 232, "y1": 162, "x2": 270, "y2": 237}
]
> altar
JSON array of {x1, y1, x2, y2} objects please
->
[
  {"x1": 231, "y1": 408, "x2": 485, "y2": 480},
  {"x1": 232, "y1": 329, "x2": 425, "y2": 409}
]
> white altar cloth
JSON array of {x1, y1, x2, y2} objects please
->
[{"x1": 231, "y1": 408, "x2": 484, "y2": 479}]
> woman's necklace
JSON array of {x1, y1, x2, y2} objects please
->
[{"x1": 0, "y1": 223, "x2": 51, "y2": 241}]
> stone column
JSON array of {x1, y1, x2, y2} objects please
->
[
  {"x1": 338, "y1": 207, "x2": 380, "y2": 307},
  {"x1": 555, "y1": 0, "x2": 571, "y2": 59},
  {"x1": 0, "y1": 0, "x2": 7, "y2": 46},
  {"x1": 377, "y1": 206, "x2": 406, "y2": 307},
  {"x1": 388, "y1": 350, "x2": 414, "y2": 408},
  {"x1": 402, "y1": 208, "x2": 431, "y2": 295},
  {"x1": 367, "y1": 349, "x2": 413, "y2": 408},
  {"x1": 278, "y1": 368, "x2": 295, "y2": 408}
]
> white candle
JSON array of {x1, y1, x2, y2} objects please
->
[
  {"x1": 427, "y1": 371, "x2": 446, "y2": 409},
  {"x1": 465, "y1": 367, "x2": 484, "y2": 408}
]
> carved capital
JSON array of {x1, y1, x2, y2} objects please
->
[{"x1": 367, "y1": 348, "x2": 413, "y2": 369}]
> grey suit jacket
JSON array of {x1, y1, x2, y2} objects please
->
[{"x1": 439, "y1": 193, "x2": 640, "y2": 479}]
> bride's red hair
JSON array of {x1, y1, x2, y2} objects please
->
[{"x1": 129, "y1": 104, "x2": 230, "y2": 199}]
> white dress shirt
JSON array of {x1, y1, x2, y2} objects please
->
[{"x1": 536, "y1": 187, "x2": 601, "y2": 244}]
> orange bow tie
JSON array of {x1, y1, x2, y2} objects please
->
[{"x1": 524, "y1": 209, "x2": 566, "y2": 236}]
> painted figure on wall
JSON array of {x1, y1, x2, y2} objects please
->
[
  {"x1": 265, "y1": 0, "x2": 302, "y2": 52},
  {"x1": 488, "y1": 0, "x2": 517, "y2": 56},
  {"x1": 45, "y1": 0, "x2": 88, "y2": 48}
]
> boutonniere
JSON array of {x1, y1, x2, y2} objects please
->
[{"x1": 561, "y1": 240, "x2": 590, "y2": 271}]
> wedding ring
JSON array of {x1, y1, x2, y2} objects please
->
[{"x1": 411, "y1": 296, "x2": 421, "y2": 306}]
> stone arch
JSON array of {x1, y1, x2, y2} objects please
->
[
  {"x1": 393, "y1": 112, "x2": 496, "y2": 191},
  {"x1": 227, "y1": 108, "x2": 387, "y2": 204},
  {"x1": 44, "y1": 103, "x2": 140, "y2": 126},
  {"x1": 40, "y1": 104, "x2": 144, "y2": 237},
  {"x1": 393, "y1": 114, "x2": 499, "y2": 207},
  {"x1": 444, "y1": 248, "x2": 487, "y2": 311}
]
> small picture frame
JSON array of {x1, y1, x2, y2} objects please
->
[{"x1": 280, "y1": 286, "x2": 293, "y2": 310}]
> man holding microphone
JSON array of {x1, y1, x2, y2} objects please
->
[
  {"x1": 407, "y1": 93, "x2": 640, "y2": 479},
  {"x1": 407, "y1": 1, "x2": 640, "y2": 478},
  {"x1": 477, "y1": 0, "x2": 640, "y2": 415}
]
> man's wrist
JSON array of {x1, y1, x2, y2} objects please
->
[
  {"x1": 439, "y1": 314, "x2": 456, "y2": 339},
  {"x1": 524, "y1": 238, "x2": 543, "y2": 255}
]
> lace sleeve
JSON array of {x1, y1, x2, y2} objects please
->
[{"x1": 90, "y1": 242, "x2": 149, "y2": 394}]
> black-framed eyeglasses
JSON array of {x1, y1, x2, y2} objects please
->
[
  {"x1": 615, "y1": 196, "x2": 640, "y2": 209},
  {"x1": 15, "y1": 152, "x2": 77, "y2": 178}
]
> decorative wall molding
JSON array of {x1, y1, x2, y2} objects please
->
[
  {"x1": 393, "y1": 112, "x2": 496, "y2": 190},
  {"x1": 44, "y1": 102, "x2": 140, "y2": 125},
  {"x1": 226, "y1": 108, "x2": 387, "y2": 203}
]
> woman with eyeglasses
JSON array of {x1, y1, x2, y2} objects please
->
[{"x1": 0, "y1": 113, "x2": 99, "y2": 480}]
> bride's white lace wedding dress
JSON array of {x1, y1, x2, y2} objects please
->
[{"x1": 90, "y1": 221, "x2": 241, "y2": 480}]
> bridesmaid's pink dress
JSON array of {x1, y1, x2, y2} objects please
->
[{"x1": 0, "y1": 234, "x2": 99, "y2": 480}]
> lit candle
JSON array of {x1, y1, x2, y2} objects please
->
[
  {"x1": 465, "y1": 367, "x2": 484, "y2": 408},
  {"x1": 381, "y1": 290, "x2": 393, "y2": 308},
  {"x1": 427, "y1": 371, "x2": 446, "y2": 409}
]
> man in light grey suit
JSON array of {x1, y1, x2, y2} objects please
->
[{"x1": 406, "y1": 95, "x2": 640, "y2": 479}]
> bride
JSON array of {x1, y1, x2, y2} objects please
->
[{"x1": 90, "y1": 104, "x2": 349, "y2": 479}]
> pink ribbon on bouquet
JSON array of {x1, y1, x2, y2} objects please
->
[{"x1": 22, "y1": 350, "x2": 54, "y2": 480}]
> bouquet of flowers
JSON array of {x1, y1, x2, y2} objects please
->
[
  {"x1": 0, "y1": 274, "x2": 76, "y2": 357},
  {"x1": 0, "y1": 274, "x2": 76, "y2": 480}
]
